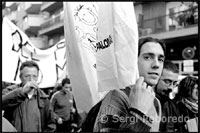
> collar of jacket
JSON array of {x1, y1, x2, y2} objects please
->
[
  {"x1": 156, "y1": 93, "x2": 168, "y2": 101},
  {"x1": 35, "y1": 89, "x2": 49, "y2": 108}
]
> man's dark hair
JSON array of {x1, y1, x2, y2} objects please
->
[
  {"x1": 61, "y1": 77, "x2": 71, "y2": 86},
  {"x1": 138, "y1": 37, "x2": 166, "y2": 56},
  {"x1": 20, "y1": 60, "x2": 39, "y2": 71},
  {"x1": 163, "y1": 60, "x2": 179, "y2": 73}
]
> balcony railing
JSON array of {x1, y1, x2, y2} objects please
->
[
  {"x1": 41, "y1": 2, "x2": 63, "y2": 13},
  {"x1": 23, "y1": 14, "x2": 45, "y2": 30},
  {"x1": 40, "y1": 12, "x2": 64, "y2": 29},
  {"x1": 139, "y1": 6, "x2": 198, "y2": 36},
  {"x1": 24, "y1": 2, "x2": 42, "y2": 14},
  {"x1": 41, "y1": 2, "x2": 54, "y2": 11}
]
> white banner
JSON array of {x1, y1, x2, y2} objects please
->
[
  {"x1": 2, "y1": 17, "x2": 67, "y2": 88},
  {"x1": 63, "y1": 2, "x2": 100, "y2": 112},
  {"x1": 63, "y1": 2, "x2": 139, "y2": 111},
  {"x1": 96, "y1": 2, "x2": 139, "y2": 91}
]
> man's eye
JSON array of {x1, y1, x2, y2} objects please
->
[
  {"x1": 144, "y1": 56, "x2": 151, "y2": 60},
  {"x1": 158, "y1": 58, "x2": 164, "y2": 62},
  {"x1": 174, "y1": 83, "x2": 178, "y2": 87},
  {"x1": 164, "y1": 80, "x2": 170, "y2": 84}
]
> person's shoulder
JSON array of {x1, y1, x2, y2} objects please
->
[
  {"x1": 102, "y1": 89, "x2": 130, "y2": 107},
  {"x1": 2, "y1": 84, "x2": 21, "y2": 95},
  {"x1": 6, "y1": 84, "x2": 19, "y2": 89},
  {"x1": 50, "y1": 90, "x2": 61, "y2": 99},
  {"x1": 106, "y1": 89, "x2": 125, "y2": 98},
  {"x1": 176, "y1": 100, "x2": 185, "y2": 107}
]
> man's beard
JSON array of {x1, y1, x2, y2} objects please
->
[{"x1": 163, "y1": 89, "x2": 172, "y2": 96}]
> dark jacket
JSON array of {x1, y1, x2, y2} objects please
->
[
  {"x1": 159, "y1": 98, "x2": 182, "y2": 132},
  {"x1": 177, "y1": 100, "x2": 198, "y2": 132},
  {"x1": 81, "y1": 99, "x2": 102, "y2": 132},
  {"x1": 156, "y1": 93, "x2": 182, "y2": 132},
  {"x1": 2, "y1": 84, "x2": 56, "y2": 132}
]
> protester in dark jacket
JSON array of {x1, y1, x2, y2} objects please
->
[
  {"x1": 2, "y1": 61, "x2": 56, "y2": 132},
  {"x1": 155, "y1": 60, "x2": 182, "y2": 132},
  {"x1": 175, "y1": 76, "x2": 198, "y2": 132}
]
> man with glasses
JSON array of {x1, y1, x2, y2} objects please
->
[
  {"x1": 155, "y1": 60, "x2": 179, "y2": 106},
  {"x1": 155, "y1": 60, "x2": 182, "y2": 132}
]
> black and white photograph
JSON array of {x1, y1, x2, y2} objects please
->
[{"x1": 2, "y1": 1, "x2": 198, "y2": 132}]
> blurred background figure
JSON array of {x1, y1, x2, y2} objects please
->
[
  {"x1": 50, "y1": 77, "x2": 80, "y2": 132},
  {"x1": 178, "y1": 2, "x2": 188, "y2": 27},
  {"x1": 174, "y1": 76, "x2": 198, "y2": 132}
]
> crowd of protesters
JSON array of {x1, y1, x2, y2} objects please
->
[
  {"x1": 2, "y1": 37, "x2": 198, "y2": 132},
  {"x1": 2, "y1": 1, "x2": 198, "y2": 132}
]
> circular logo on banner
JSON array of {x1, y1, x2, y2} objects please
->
[{"x1": 182, "y1": 47, "x2": 195, "y2": 59}]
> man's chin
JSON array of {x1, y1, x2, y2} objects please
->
[{"x1": 145, "y1": 79, "x2": 158, "y2": 87}]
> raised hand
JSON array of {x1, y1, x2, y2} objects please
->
[
  {"x1": 22, "y1": 81, "x2": 38, "y2": 94},
  {"x1": 129, "y1": 77, "x2": 155, "y2": 115}
]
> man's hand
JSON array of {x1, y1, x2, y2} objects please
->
[
  {"x1": 129, "y1": 77, "x2": 155, "y2": 115},
  {"x1": 57, "y1": 117, "x2": 63, "y2": 124},
  {"x1": 22, "y1": 81, "x2": 38, "y2": 94}
]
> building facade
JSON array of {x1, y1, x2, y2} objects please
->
[
  {"x1": 4, "y1": 2, "x2": 64, "y2": 50},
  {"x1": 39, "y1": 2, "x2": 64, "y2": 47},
  {"x1": 4, "y1": 2, "x2": 198, "y2": 76}
]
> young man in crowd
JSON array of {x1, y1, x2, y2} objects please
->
[
  {"x1": 92, "y1": 37, "x2": 166, "y2": 132},
  {"x1": 50, "y1": 77, "x2": 80, "y2": 132}
]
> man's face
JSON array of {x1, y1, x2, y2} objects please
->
[
  {"x1": 138, "y1": 42, "x2": 165, "y2": 86},
  {"x1": 156, "y1": 69, "x2": 179, "y2": 97},
  {"x1": 20, "y1": 67, "x2": 39, "y2": 85}
]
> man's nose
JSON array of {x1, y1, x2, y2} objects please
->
[
  {"x1": 28, "y1": 76, "x2": 35, "y2": 81},
  {"x1": 151, "y1": 59, "x2": 159, "y2": 69},
  {"x1": 168, "y1": 83, "x2": 174, "y2": 90}
]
